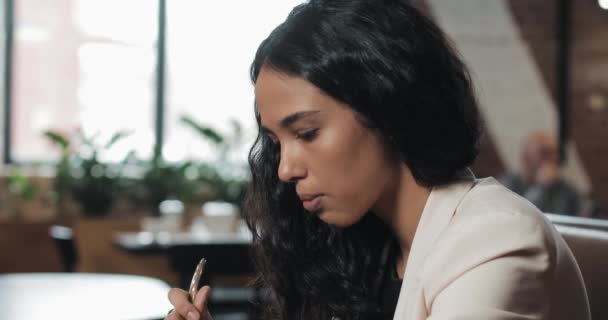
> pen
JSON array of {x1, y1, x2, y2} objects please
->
[{"x1": 189, "y1": 257, "x2": 207, "y2": 302}]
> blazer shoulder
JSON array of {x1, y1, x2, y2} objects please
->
[
  {"x1": 457, "y1": 177, "x2": 558, "y2": 250},
  {"x1": 421, "y1": 178, "x2": 558, "y2": 295},
  {"x1": 456, "y1": 177, "x2": 546, "y2": 221}
]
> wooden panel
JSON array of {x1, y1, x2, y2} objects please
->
[
  {"x1": 0, "y1": 222, "x2": 63, "y2": 272},
  {"x1": 73, "y1": 217, "x2": 179, "y2": 286}
]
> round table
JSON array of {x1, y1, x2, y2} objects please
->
[{"x1": 0, "y1": 273, "x2": 173, "y2": 320}]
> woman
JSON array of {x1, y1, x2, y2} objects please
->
[{"x1": 166, "y1": 0, "x2": 590, "y2": 319}]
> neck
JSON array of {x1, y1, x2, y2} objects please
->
[{"x1": 372, "y1": 165, "x2": 431, "y2": 259}]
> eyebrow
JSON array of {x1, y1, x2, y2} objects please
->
[
  {"x1": 262, "y1": 110, "x2": 320, "y2": 133},
  {"x1": 280, "y1": 110, "x2": 320, "y2": 128}
]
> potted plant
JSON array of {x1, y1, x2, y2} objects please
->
[
  {"x1": 4, "y1": 170, "x2": 37, "y2": 221},
  {"x1": 44, "y1": 130, "x2": 131, "y2": 217},
  {"x1": 126, "y1": 154, "x2": 199, "y2": 217},
  {"x1": 179, "y1": 115, "x2": 250, "y2": 209}
]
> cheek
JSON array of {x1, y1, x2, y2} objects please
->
[{"x1": 312, "y1": 128, "x2": 393, "y2": 212}]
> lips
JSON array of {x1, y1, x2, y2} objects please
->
[{"x1": 300, "y1": 195, "x2": 323, "y2": 212}]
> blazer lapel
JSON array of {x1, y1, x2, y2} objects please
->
[{"x1": 393, "y1": 175, "x2": 476, "y2": 320}]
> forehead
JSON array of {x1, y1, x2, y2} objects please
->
[{"x1": 254, "y1": 67, "x2": 327, "y2": 126}]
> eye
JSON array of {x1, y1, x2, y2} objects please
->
[{"x1": 295, "y1": 128, "x2": 319, "y2": 141}]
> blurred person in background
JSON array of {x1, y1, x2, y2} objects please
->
[{"x1": 500, "y1": 131, "x2": 585, "y2": 216}]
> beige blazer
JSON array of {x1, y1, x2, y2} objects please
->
[{"x1": 393, "y1": 177, "x2": 590, "y2": 320}]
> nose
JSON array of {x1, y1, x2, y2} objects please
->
[{"x1": 278, "y1": 146, "x2": 306, "y2": 183}]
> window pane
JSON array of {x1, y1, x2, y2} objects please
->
[
  {"x1": 165, "y1": 1, "x2": 304, "y2": 163},
  {"x1": 11, "y1": 0, "x2": 158, "y2": 162}
]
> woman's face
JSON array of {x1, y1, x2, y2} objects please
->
[{"x1": 254, "y1": 66, "x2": 400, "y2": 227}]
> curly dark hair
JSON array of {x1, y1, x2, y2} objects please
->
[{"x1": 244, "y1": 0, "x2": 482, "y2": 319}]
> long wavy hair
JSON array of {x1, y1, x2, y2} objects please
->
[{"x1": 244, "y1": 0, "x2": 482, "y2": 319}]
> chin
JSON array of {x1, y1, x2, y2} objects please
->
[{"x1": 316, "y1": 209, "x2": 365, "y2": 228}]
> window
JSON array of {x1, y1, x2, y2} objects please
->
[
  {"x1": 164, "y1": 1, "x2": 303, "y2": 162},
  {"x1": 8, "y1": 0, "x2": 158, "y2": 162},
  {"x1": 2, "y1": 0, "x2": 304, "y2": 164}
]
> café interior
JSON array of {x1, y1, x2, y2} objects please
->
[{"x1": 0, "y1": 1, "x2": 607, "y2": 319}]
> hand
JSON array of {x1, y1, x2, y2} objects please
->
[{"x1": 165, "y1": 286, "x2": 213, "y2": 320}]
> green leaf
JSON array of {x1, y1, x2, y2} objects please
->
[
  {"x1": 7, "y1": 172, "x2": 37, "y2": 200},
  {"x1": 104, "y1": 130, "x2": 131, "y2": 149},
  {"x1": 179, "y1": 115, "x2": 224, "y2": 145},
  {"x1": 80, "y1": 131, "x2": 100, "y2": 148},
  {"x1": 228, "y1": 118, "x2": 242, "y2": 138},
  {"x1": 43, "y1": 131, "x2": 70, "y2": 150}
]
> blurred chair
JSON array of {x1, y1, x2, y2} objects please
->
[
  {"x1": 167, "y1": 243, "x2": 258, "y2": 320},
  {"x1": 555, "y1": 224, "x2": 608, "y2": 320},
  {"x1": 49, "y1": 225, "x2": 78, "y2": 272},
  {"x1": 546, "y1": 212, "x2": 608, "y2": 232}
]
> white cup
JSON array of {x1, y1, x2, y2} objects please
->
[
  {"x1": 141, "y1": 215, "x2": 181, "y2": 233},
  {"x1": 201, "y1": 201, "x2": 239, "y2": 233}
]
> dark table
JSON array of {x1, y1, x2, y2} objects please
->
[
  {"x1": 113, "y1": 229, "x2": 255, "y2": 285},
  {"x1": 0, "y1": 273, "x2": 172, "y2": 320},
  {"x1": 112, "y1": 229, "x2": 252, "y2": 254},
  {"x1": 113, "y1": 228, "x2": 257, "y2": 318}
]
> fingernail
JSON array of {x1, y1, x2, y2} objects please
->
[{"x1": 187, "y1": 311, "x2": 198, "y2": 320}]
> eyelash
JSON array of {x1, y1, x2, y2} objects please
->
[
  {"x1": 295, "y1": 128, "x2": 319, "y2": 141},
  {"x1": 266, "y1": 128, "x2": 318, "y2": 145}
]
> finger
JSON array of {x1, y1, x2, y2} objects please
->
[
  {"x1": 165, "y1": 308, "x2": 184, "y2": 320},
  {"x1": 168, "y1": 288, "x2": 200, "y2": 320},
  {"x1": 193, "y1": 285, "x2": 211, "y2": 311}
]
